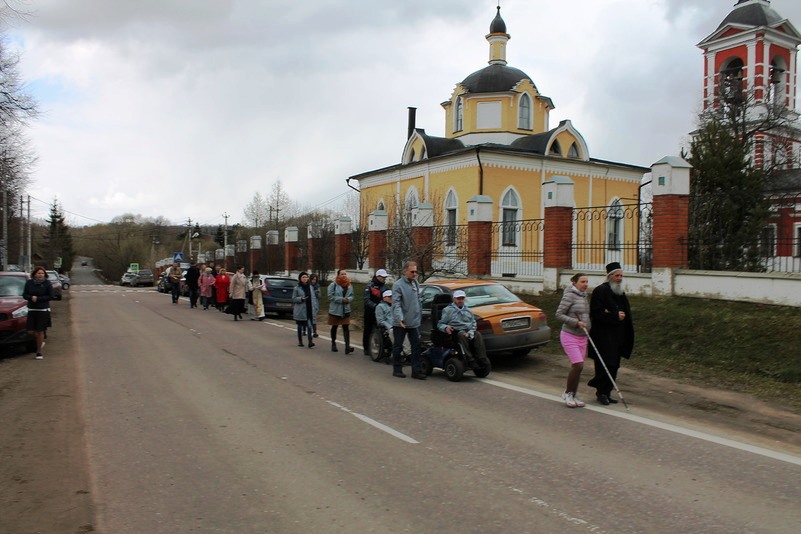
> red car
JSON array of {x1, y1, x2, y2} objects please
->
[{"x1": 0, "y1": 272, "x2": 36, "y2": 354}]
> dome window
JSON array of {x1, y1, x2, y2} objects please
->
[
  {"x1": 568, "y1": 143, "x2": 579, "y2": 158},
  {"x1": 518, "y1": 93, "x2": 532, "y2": 130},
  {"x1": 549, "y1": 140, "x2": 562, "y2": 156},
  {"x1": 454, "y1": 97, "x2": 464, "y2": 132}
]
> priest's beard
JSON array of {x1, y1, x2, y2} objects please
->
[{"x1": 610, "y1": 281, "x2": 624, "y2": 296}]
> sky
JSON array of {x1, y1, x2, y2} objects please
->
[{"x1": 7, "y1": 0, "x2": 801, "y2": 227}]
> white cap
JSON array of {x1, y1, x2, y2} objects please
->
[
  {"x1": 375, "y1": 269, "x2": 388, "y2": 278},
  {"x1": 382, "y1": 290, "x2": 393, "y2": 298},
  {"x1": 452, "y1": 290, "x2": 467, "y2": 298}
]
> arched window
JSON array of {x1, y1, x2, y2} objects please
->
[
  {"x1": 377, "y1": 201, "x2": 385, "y2": 211},
  {"x1": 568, "y1": 142, "x2": 579, "y2": 158},
  {"x1": 720, "y1": 57, "x2": 744, "y2": 106},
  {"x1": 445, "y1": 190, "x2": 458, "y2": 246},
  {"x1": 549, "y1": 140, "x2": 562, "y2": 156},
  {"x1": 768, "y1": 57, "x2": 788, "y2": 110},
  {"x1": 404, "y1": 187, "x2": 419, "y2": 227},
  {"x1": 501, "y1": 189, "x2": 521, "y2": 246},
  {"x1": 607, "y1": 199, "x2": 623, "y2": 251},
  {"x1": 455, "y1": 96, "x2": 464, "y2": 132},
  {"x1": 518, "y1": 93, "x2": 531, "y2": 130}
]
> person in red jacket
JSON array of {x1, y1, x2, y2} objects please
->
[{"x1": 214, "y1": 269, "x2": 230, "y2": 312}]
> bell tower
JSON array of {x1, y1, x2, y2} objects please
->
[{"x1": 697, "y1": 0, "x2": 801, "y2": 168}]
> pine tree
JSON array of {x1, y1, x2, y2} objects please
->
[
  {"x1": 41, "y1": 199, "x2": 75, "y2": 272},
  {"x1": 686, "y1": 118, "x2": 770, "y2": 271}
]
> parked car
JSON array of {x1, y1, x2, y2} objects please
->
[
  {"x1": 418, "y1": 279, "x2": 550, "y2": 357},
  {"x1": 45, "y1": 270, "x2": 63, "y2": 300},
  {"x1": 58, "y1": 273, "x2": 71, "y2": 290},
  {"x1": 133, "y1": 269, "x2": 154, "y2": 287},
  {"x1": 120, "y1": 272, "x2": 137, "y2": 286},
  {"x1": 0, "y1": 271, "x2": 36, "y2": 353},
  {"x1": 260, "y1": 275, "x2": 298, "y2": 317}
]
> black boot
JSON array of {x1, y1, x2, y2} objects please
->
[{"x1": 344, "y1": 329, "x2": 354, "y2": 354}]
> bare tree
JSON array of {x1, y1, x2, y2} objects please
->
[{"x1": 243, "y1": 191, "x2": 269, "y2": 228}]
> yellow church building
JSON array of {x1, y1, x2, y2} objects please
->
[{"x1": 348, "y1": 6, "x2": 651, "y2": 278}]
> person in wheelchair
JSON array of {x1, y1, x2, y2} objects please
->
[
  {"x1": 374, "y1": 290, "x2": 394, "y2": 362},
  {"x1": 437, "y1": 290, "x2": 481, "y2": 364}
]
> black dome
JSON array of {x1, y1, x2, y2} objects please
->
[
  {"x1": 490, "y1": 6, "x2": 507, "y2": 34},
  {"x1": 461, "y1": 64, "x2": 531, "y2": 93},
  {"x1": 718, "y1": 1, "x2": 784, "y2": 29}
]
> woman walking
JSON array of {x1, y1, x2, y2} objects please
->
[
  {"x1": 214, "y1": 268, "x2": 230, "y2": 312},
  {"x1": 309, "y1": 273, "x2": 321, "y2": 337},
  {"x1": 555, "y1": 273, "x2": 591, "y2": 408},
  {"x1": 248, "y1": 270, "x2": 265, "y2": 320},
  {"x1": 327, "y1": 269, "x2": 354, "y2": 353},
  {"x1": 199, "y1": 267, "x2": 216, "y2": 310},
  {"x1": 227, "y1": 265, "x2": 248, "y2": 321},
  {"x1": 23, "y1": 266, "x2": 55, "y2": 360},
  {"x1": 293, "y1": 272, "x2": 318, "y2": 347}
]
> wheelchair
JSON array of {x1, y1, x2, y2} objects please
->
[
  {"x1": 420, "y1": 293, "x2": 492, "y2": 382},
  {"x1": 368, "y1": 326, "x2": 410, "y2": 365}
]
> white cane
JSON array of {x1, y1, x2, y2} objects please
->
[{"x1": 581, "y1": 326, "x2": 630, "y2": 411}]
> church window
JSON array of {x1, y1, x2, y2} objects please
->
[
  {"x1": 501, "y1": 189, "x2": 520, "y2": 246},
  {"x1": 404, "y1": 187, "x2": 419, "y2": 227},
  {"x1": 606, "y1": 199, "x2": 623, "y2": 251},
  {"x1": 377, "y1": 201, "x2": 385, "y2": 211},
  {"x1": 445, "y1": 190, "x2": 458, "y2": 246},
  {"x1": 760, "y1": 225, "x2": 776, "y2": 257},
  {"x1": 719, "y1": 58, "x2": 744, "y2": 106},
  {"x1": 568, "y1": 142, "x2": 579, "y2": 158},
  {"x1": 518, "y1": 93, "x2": 532, "y2": 130},
  {"x1": 455, "y1": 97, "x2": 464, "y2": 132},
  {"x1": 549, "y1": 140, "x2": 562, "y2": 156}
]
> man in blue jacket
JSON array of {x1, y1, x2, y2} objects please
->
[{"x1": 438, "y1": 289, "x2": 479, "y2": 362}]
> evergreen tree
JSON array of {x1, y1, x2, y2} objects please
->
[
  {"x1": 686, "y1": 118, "x2": 770, "y2": 271},
  {"x1": 41, "y1": 199, "x2": 75, "y2": 272}
]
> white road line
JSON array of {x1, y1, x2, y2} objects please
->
[
  {"x1": 326, "y1": 400, "x2": 419, "y2": 444},
  {"x1": 482, "y1": 378, "x2": 801, "y2": 467}
]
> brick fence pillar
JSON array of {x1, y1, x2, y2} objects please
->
[
  {"x1": 224, "y1": 245, "x2": 235, "y2": 272},
  {"x1": 467, "y1": 195, "x2": 493, "y2": 276},
  {"x1": 249, "y1": 235, "x2": 262, "y2": 274},
  {"x1": 334, "y1": 217, "x2": 353, "y2": 270},
  {"x1": 650, "y1": 156, "x2": 692, "y2": 296},
  {"x1": 411, "y1": 203, "x2": 434, "y2": 274},
  {"x1": 265, "y1": 231, "x2": 279, "y2": 274},
  {"x1": 368, "y1": 210, "x2": 388, "y2": 272},
  {"x1": 284, "y1": 226, "x2": 299, "y2": 273},
  {"x1": 542, "y1": 176, "x2": 575, "y2": 292}
]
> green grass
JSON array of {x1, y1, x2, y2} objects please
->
[
  {"x1": 523, "y1": 292, "x2": 801, "y2": 409},
  {"x1": 329, "y1": 282, "x2": 801, "y2": 409}
]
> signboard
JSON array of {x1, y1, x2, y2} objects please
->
[
  {"x1": 129, "y1": 262, "x2": 140, "y2": 272},
  {"x1": 54, "y1": 257, "x2": 63, "y2": 269},
  {"x1": 173, "y1": 252, "x2": 184, "y2": 263}
]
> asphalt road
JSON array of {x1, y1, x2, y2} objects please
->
[{"x1": 64, "y1": 268, "x2": 801, "y2": 533}]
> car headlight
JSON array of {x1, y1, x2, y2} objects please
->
[{"x1": 12, "y1": 306, "x2": 29, "y2": 319}]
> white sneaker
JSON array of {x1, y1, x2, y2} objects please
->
[
  {"x1": 562, "y1": 392, "x2": 577, "y2": 408},
  {"x1": 35, "y1": 353, "x2": 43, "y2": 360},
  {"x1": 573, "y1": 394, "x2": 586, "y2": 407}
]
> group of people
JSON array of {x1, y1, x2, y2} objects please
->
[
  {"x1": 166, "y1": 261, "x2": 266, "y2": 321},
  {"x1": 555, "y1": 261, "x2": 635, "y2": 408}
]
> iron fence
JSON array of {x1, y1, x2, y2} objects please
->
[
  {"x1": 572, "y1": 202, "x2": 653, "y2": 273},
  {"x1": 488, "y1": 218, "x2": 544, "y2": 277},
  {"x1": 385, "y1": 224, "x2": 470, "y2": 279}
]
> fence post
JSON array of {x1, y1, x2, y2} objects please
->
[
  {"x1": 334, "y1": 217, "x2": 353, "y2": 270},
  {"x1": 368, "y1": 210, "x2": 388, "y2": 272},
  {"x1": 265, "y1": 231, "x2": 279, "y2": 274},
  {"x1": 467, "y1": 195, "x2": 493, "y2": 276},
  {"x1": 284, "y1": 226, "x2": 299, "y2": 274},
  {"x1": 307, "y1": 222, "x2": 321, "y2": 271},
  {"x1": 651, "y1": 156, "x2": 691, "y2": 295},
  {"x1": 543, "y1": 176, "x2": 575, "y2": 292},
  {"x1": 249, "y1": 235, "x2": 262, "y2": 274}
]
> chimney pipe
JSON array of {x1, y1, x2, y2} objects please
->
[{"x1": 407, "y1": 107, "x2": 417, "y2": 139}]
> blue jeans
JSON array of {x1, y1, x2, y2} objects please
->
[
  {"x1": 392, "y1": 326, "x2": 421, "y2": 372},
  {"x1": 170, "y1": 282, "x2": 181, "y2": 302}
]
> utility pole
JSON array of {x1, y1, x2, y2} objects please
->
[
  {"x1": 1, "y1": 190, "x2": 6, "y2": 270},
  {"x1": 222, "y1": 212, "x2": 229, "y2": 249},
  {"x1": 26, "y1": 196, "x2": 31, "y2": 272},
  {"x1": 185, "y1": 217, "x2": 192, "y2": 260},
  {"x1": 18, "y1": 196, "x2": 23, "y2": 266}
]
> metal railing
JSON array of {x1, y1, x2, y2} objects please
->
[
  {"x1": 572, "y1": 202, "x2": 653, "y2": 273},
  {"x1": 488, "y1": 219, "x2": 544, "y2": 277}
]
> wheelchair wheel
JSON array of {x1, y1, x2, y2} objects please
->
[
  {"x1": 369, "y1": 330, "x2": 383, "y2": 362},
  {"x1": 444, "y1": 357, "x2": 465, "y2": 382},
  {"x1": 420, "y1": 353, "x2": 434, "y2": 376}
]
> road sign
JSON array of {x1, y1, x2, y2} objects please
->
[
  {"x1": 129, "y1": 262, "x2": 140, "y2": 272},
  {"x1": 173, "y1": 252, "x2": 184, "y2": 263}
]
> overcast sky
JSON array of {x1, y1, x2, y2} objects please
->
[{"x1": 8, "y1": 0, "x2": 801, "y2": 227}]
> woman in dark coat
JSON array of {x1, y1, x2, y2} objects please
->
[{"x1": 23, "y1": 266, "x2": 55, "y2": 360}]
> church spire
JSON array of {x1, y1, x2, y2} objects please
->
[{"x1": 487, "y1": 6, "x2": 510, "y2": 66}]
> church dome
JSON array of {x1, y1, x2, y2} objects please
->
[
  {"x1": 460, "y1": 64, "x2": 531, "y2": 94},
  {"x1": 489, "y1": 6, "x2": 507, "y2": 34},
  {"x1": 717, "y1": 0, "x2": 784, "y2": 29}
]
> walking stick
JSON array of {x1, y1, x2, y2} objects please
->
[{"x1": 581, "y1": 326, "x2": 630, "y2": 411}]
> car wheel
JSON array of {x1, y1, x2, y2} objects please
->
[
  {"x1": 369, "y1": 330, "x2": 383, "y2": 362},
  {"x1": 420, "y1": 354, "x2": 434, "y2": 376},
  {"x1": 62, "y1": 283, "x2": 70, "y2": 290},
  {"x1": 444, "y1": 357, "x2": 465, "y2": 382}
]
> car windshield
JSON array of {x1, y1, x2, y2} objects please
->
[
  {"x1": 47, "y1": 272, "x2": 58, "y2": 281},
  {"x1": 0, "y1": 277, "x2": 25, "y2": 297},
  {"x1": 462, "y1": 284, "x2": 521, "y2": 306}
]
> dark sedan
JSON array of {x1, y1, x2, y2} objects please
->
[{"x1": 260, "y1": 275, "x2": 297, "y2": 317}]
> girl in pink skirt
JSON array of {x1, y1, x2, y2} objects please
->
[{"x1": 555, "y1": 273, "x2": 591, "y2": 407}]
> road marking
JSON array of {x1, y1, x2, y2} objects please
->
[
  {"x1": 482, "y1": 378, "x2": 801, "y2": 467},
  {"x1": 325, "y1": 400, "x2": 419, "y2": 444}
]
